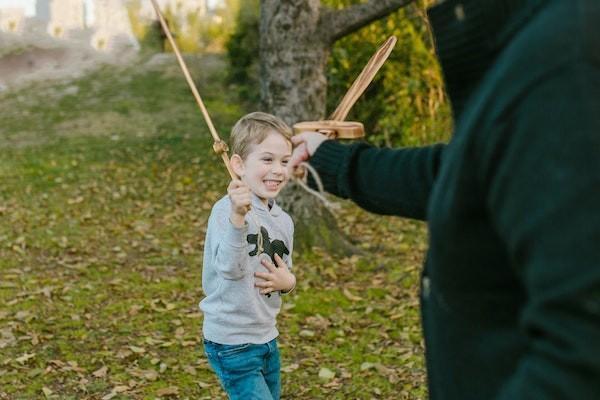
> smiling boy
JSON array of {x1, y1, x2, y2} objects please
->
[{"x1": 200, "y1": 112, "x2": 295, "y2": 400}]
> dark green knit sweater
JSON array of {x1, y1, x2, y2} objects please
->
[{"x1": 309, "y1": 0, "x2": 600, "y2": 398}]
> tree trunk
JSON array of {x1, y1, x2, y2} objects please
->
[
  {"x1": 259, "y1": 0, "x2": 412, "y2": 254},
  {"x1": 260, "y1": 0, "x2": 329, "y2": 123}
]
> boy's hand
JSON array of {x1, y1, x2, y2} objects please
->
[
  {"x1": 228, "y1": 179, "x2": 251, "y2": 228},
  {"x1": 254, "y1": 254, "x2": 296, "y2": 295}
]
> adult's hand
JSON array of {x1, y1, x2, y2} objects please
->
[{"x1": 288, "y1": 132, "x2": 330, "y2": 172}]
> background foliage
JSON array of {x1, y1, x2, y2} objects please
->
[
  {"x1": 226, "y1": 0, "x2": 452, "y2": 147},
  {"x1": 126, "y1": 0, "x2": 241, "y2": 54}
]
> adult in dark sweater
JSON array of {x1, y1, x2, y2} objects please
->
[{"x1": 290, "y1": 0, "x2": 600, "y2": 398}]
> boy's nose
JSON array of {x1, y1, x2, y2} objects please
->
[{"x1": 272, "y1": 163, "x2": 286, "y2": 175}]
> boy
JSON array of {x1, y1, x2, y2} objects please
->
[{"x1": 200, "y1": 112, "x2": 296, "y2": 400}]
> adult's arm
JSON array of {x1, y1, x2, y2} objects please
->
[
  {"x1": 487, "y1": 62, "x2": 600, "y2": 398},
  {"x1": 308, "y1": 140, "x2": 445, "y2": 220}
]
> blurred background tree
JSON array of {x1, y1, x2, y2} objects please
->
[
  {"x1": 225, "y1": 0, "x2": 260, "y2": 108},
  {"x1": 126, "y1": 0, "x2": 241, "y2": 54}
]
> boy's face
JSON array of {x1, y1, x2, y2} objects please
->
[{"x1": 237, "y1": 131, "x2": 292, "y2": 204}]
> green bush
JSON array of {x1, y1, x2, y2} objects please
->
[
  {"x1": 126, "y1": 0, "x2": 240, "y2": 54},
  {"x1": 225, "y1": 0, "x2": 260, "y2": 108},
  {"x1": 324, "y1": 0, "x2": 451, "y2": 146}
]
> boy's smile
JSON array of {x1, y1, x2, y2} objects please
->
[{"x1": 236, "y1": 131, "x2": 292, "y2": 204}]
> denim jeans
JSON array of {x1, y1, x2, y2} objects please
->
[{"x1": 203, "y1": 338, "x2": 281, "y2": 400}]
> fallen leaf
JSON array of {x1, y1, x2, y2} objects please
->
[
  {"x1": 42, "y1": 387, "x2": 52, "y2": 398},
  {"x1": 101, "y1": 392, "x2": 116, "y2": 400},
  {"x1": 183, "y1": 365, "x2": 196, "y2": 375},
  {"x1": 281, "y1": 363, "x2": 299, "y2": 373},
  {"x1": 129, "y1": 345, "x2": 146, "y2": 354},
  {"x1": 360, "y1": 362, "x2": 375, "y2": 371},
  {"x1": 156, "y1": 386, "x2": 179, "y2": 396},
  {"x1": 93, "y1": 366, "x2": 108, "y2": 378},
  {"x1": 16, "y1": 353, "x2": 36, "y2": 364},
  {"x1": 318, "y1": 367, "x2": 335, "y2": 381},
  {"x1": 343, "y1": 288, "x2": 362, "y2": 302}
]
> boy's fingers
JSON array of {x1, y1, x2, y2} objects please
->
[
  {"x1": 228, "y1": 179, "x2": 243, "y2": 189},
  {"x1": 255, "y1": 279, "x2": 275, "y2": 289},
  {"x1": 235, "y1": 195, "x2": 251, "y2": 205},
  {"x1": 254, "y1": 271, "x2": 271, "y2": 280},
  {"x1": 229, "y1": 186, "x2": 250, "y2": 196},
  {"x1": 260, "y1": 258, "x2": 276, "y2": 272},
  {"x1": 273, "y1": 254, "x2": 287, "y2": 269}
]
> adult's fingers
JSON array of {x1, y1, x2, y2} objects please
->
[
  {"x1": 288, "y1": 143, "x2": 309, "y2": 171},
  {"x1": 294, "y1": 132, "x2": 329, "y2": 155},
  {"x1": 290, "y1": 132, "x2": 309, "y2": 145}
]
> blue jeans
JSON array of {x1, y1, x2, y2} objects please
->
[{"x1": 203, "y1": 338, "x2": 281, "y2": 400}]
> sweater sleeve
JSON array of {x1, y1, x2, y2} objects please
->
[
  {"x1": 308, "y1": 140, "x2": 445, "y2": 220},
  {"x1": 487, "y1": 63, "x2": 600, "y2": 399},
  {"x1": 206, "y1": 204, "x2": 249, "y2": 281}
]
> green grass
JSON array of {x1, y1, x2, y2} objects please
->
[{"x1": 0, "y1": 54, "x2": 427, "y2": 399}]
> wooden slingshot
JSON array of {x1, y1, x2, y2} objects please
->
[{"x1": 293, "y1": 36, "x2": 397, "y2": 139}]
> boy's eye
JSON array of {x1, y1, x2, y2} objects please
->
[
  {"x1": 282, "y1": 159, "x2": 289, "y2": 165},
  {"x1": 262, "y1": 157, "x2": 273, "y2": 162}
]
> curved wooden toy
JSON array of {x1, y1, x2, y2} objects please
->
[
  {"x1": 293, "y1": 120, "x2": 364, "y2": 139},
  {"x1": 293, "y1": 36, "x2": 396, "y2": 140}
]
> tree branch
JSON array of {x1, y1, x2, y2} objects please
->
[{"x1": 321, "y1": 0, "x2": 415, "y2": 44}]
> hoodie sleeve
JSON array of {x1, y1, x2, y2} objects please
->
[{"x1": 206, "y1": 202, "x2": 250, "y2": 281}]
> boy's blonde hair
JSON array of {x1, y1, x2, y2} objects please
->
[{"x1": 230, "y1": 112, "x2": 292, "y2": 160}]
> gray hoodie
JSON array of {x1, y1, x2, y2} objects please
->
[{"x1": 200, "y1": 194, "x2": 294, "y2": 345}]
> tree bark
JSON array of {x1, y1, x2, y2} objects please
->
[
  {"x1": 259, "y1": 0, "x2": 412, "y2": 254},
  {"x1": 260, "y1": 0, "x2": 329, "y2": 123}
]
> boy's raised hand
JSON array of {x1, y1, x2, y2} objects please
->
[
  {"x1": 228, "y1": 179, "x2": 251, "y2": 228},
  {"x1": 255, "y1": 254, "x2": 296, "y2": 295}
]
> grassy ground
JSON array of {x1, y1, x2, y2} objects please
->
[{"x1": 0, "y1": 54, "x2": 428, "y2": 399}]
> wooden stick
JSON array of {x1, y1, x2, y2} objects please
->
[
  {"x1": 149, "y1": 0, "x2": 237, "y2": 180},
  {"x1": 329, "y1": 36, "x2": 397, "y2": 122},
  {"x1": 150, "y1": 1, "x2": 263, "y2": 251}
]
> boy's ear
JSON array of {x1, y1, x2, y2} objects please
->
[{"x1": 230, "y1": 154, "x2": 245, "y2": 177}]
